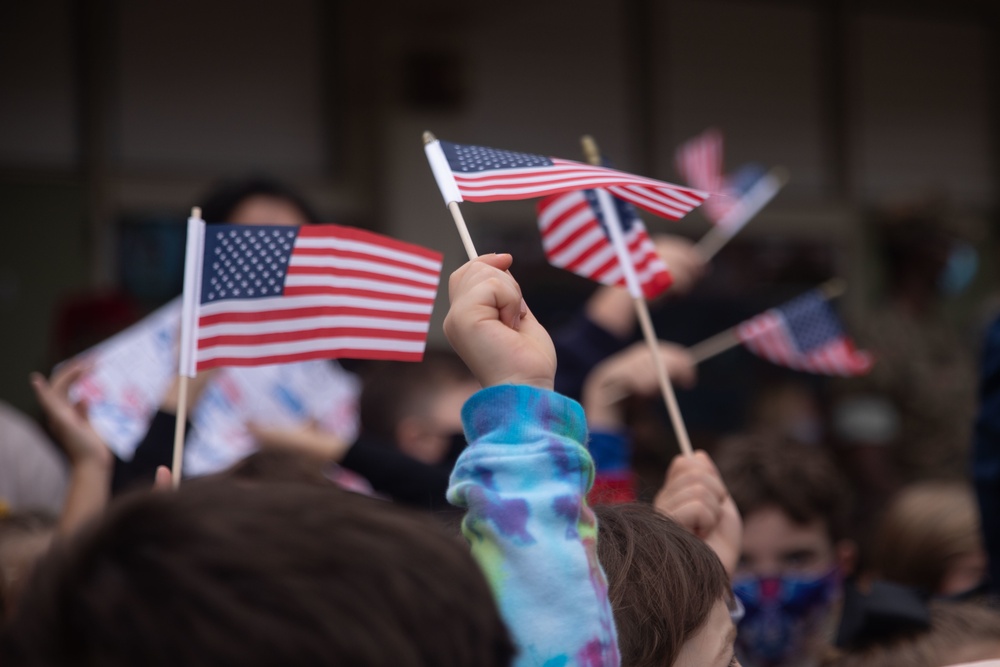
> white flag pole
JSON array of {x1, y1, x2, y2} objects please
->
[
  {"x1": 694, "y1": 167, "x2": 788, "y2": 260},
  {"x1": 172, "y1": 207, "x2": 206, "y2": 487},
  {"x1": 423, "y1": 131, "x2": 479, "y2": 260},
  {"x1": 686, "y1": 277, "x2": 847, "y2": 365},
  {"x1": 582, "y1": 136, "x2": 694, "y2": 458}
]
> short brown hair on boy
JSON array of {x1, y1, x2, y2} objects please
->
[
  {"x1": 0, "y1": 478, "x2": 514, "y2": 667},
  {"x1": 715, "y1": 435, "x2": 852, "y2": 543},
  {"x1": 595, "y1": 503, "x2": 732, "y2": 667}
]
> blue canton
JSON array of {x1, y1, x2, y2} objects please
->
[
  {"x1": 777, "y1": 291, "x2": 843, "y2": 353},
  {"x1": 200, "y1": 225, "x2": 299, "y2": 304},
  {"x1": 583, "y1": 189, "x2": 640, "y2": 236},
  {"x1": 440, "y1": 141, "x2": 553, "y2": 173}
]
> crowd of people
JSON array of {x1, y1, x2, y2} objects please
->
[{"x1": 0, "y1": 178, "x2": 998, "y2": 667}]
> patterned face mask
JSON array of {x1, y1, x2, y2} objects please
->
[{"x1": 733, "y1": 567, "x2": 841, "y2": 667}]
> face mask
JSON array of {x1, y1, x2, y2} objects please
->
[
  {"x1": 938, "y1": 241, "x2": 978, "y2": 296},
  {"x1": 733, "y1": 567, "x2": 841, "y2": 667}
]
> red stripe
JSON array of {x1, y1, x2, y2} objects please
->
[
  {"x1": 198, "y1": 327, "x2": 428, "y2": 350},
  {"x1": 296, "y1": 224, "x2": 443, "y2": 262},
  {"x1": 544, "y1": 218, "x2": 602, "y2": 259},
  {"x1": 199, "y1": 305, "x2": 430, "y2": 326},
  {"x1": 283, "y1": 285, "x2": 433, "y2": 303},
  {"x1": 291, "y1": 246, "x2": 441, "y2": 278},
  {"x1": 562, "y1": 237, "x2": 613, "y2": 273},
  {"x1": 197, "y1": 347, "x2": 425, "y2": 370},
  {"x1": 285, "y1": 264, "x2": 436, "y2": 290}
]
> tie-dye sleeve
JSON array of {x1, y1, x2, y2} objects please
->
[{"x1": 448, "y1": 385, "x2": 620, "y2": 667}]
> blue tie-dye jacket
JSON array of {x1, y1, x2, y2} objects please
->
[{"x1": 448, "y1": 385, "x2": 620, "y2": 667}]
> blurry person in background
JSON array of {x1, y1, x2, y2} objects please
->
[
  {"x1": 716, "y1": 436, "x2": 857, "y2": 667},
  {"x1": 865, "y1": 482, "x2": 987, "y2": 600},
  {"x1": 833, "y1": 206, "x2": 977, "y2": 509}
]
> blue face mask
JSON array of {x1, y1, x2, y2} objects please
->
[
  {"x1": 938, "y1": 241, "x2": 978, "y2": 296},
  {"x1": 733, "y1": 568, "x2": 841, "y2": 667}
]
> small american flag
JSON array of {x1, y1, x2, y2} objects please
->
[
  {"x1": 180, "y1": 222, "x2": 442, "y2": 374},
  {"x1": 676, "y1": 129, "x2": 784, "y2": 233},
  {"x1": 537, "y1": 188, "x2": 672, "y2": 299},
  {"x1": 736, "y1": 290, "x2": 873, "y2": 376},
  {"x1": 425, "y1": 138, "x2": 707, "y2": 221}
]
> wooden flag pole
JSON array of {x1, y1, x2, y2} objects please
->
[
  {"x1": 423, "y1": 131, "x2": 479, "y2": 260},
  {"x1": 171, "y1": 205, "x2": 203, "y2": 488},
  {"x1": 581, "y1": 135, "x2": 693, "y2": 457},
  {"x1": 687, "y1": 277, "x2": 848, "y2": 365}
]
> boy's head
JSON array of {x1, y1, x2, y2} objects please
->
[
  {"x1": 716, "y1": 436, "x2": 856, "y2": 667},
  {"x1": 594, "y1": 503, "x2": 737, "y2": 667},
  {"x1": 359, "y1": 349, "x2": 478, "y2": 465},
  {"x1": 0, "y1": 478, "x2": 513, "y2": 667}
]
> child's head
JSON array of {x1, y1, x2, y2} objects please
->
[
  {"x1": 0, "y1": 478, "x2": 514, "y2": 667},
  {"x1": 716, "y1": 436, "x2": 855, "y2": 667},
  {"x1": 360, "y1": 349, "x2": 478, "y2": 465},
  {"x1": 868, "y1": 482, "x2": 986, "y2": 597},
  {"x1": 823, "y1": 601, "x2": 1000, "y2": 667},
  {"x1": 594, "y1": 503, "x2": 738, "y2": 667}
]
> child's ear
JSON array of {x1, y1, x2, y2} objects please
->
[{"x1": 835, "y1": 539, "x2": 859, "y2": 577}]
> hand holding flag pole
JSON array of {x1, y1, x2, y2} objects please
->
[{"x1": 581, "y1": 136, "x2": 693, "y2": 458}]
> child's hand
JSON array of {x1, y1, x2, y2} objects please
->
[
  {"x1": 582, "y1": 341, "x2": 697, "y2": 430},
  {"x1": 653, "y1": 451, "x2": 743, "y2": 576},
  {"x1": 444, "y1": 254, "x2": 556, "y2": 390},
  {"x1": 30, "y1": 362, "x2": 112, "y2": 470}
]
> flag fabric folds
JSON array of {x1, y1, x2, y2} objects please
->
[
  {"x1": 736, "y1": 290, "x2": 873, "y2": 376},
  {"x1": 537, "y1": 188, "x2": 672, "y2": 299},
  {"x1": 425, "y1": 138, "x2": 707, "y2": 221},
  {"x1": 180, "y1": 222, "x2": 443, "y2": 374}
]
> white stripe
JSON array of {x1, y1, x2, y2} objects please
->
[
  {"x1": 294, "y1": 236, "x2": 443, "y2": 273},
  {"x1": 197, "y1": 336, "x2": 427, "y2": 362},
  {"x1": 615, "y1": 182, "x2": 704, "y2": 209},
  {"x1": 538, "y1": 191, "x2": 586, "y2": 230},
  {"x1": 460, "y1": 177, "x2": 654, "y2": 198},
  {"x1": 609, "y1": 186, "x2": 690, "y2": 219},
  {"x1": 289, "y1": 254, "x2": 440, "y2": 285},
  {"x1": 550, "y1": 231, "x2": 610, "y2": 269},
  {"x1": 199, "y1": 293, "x2": 435, "y2": 317},
  {"x1": 543, "y1": 210, "x2": 599, "y2": 252},
  {"x1": 284, "y1": 274, "x2": 437, "y2": 299},
  {"x1": 198, "y1": 314, "x2": 430, "y2": 338}
]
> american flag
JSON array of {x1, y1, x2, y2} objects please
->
[
  {"x1": 537, "y1": 188, "x2": 672, "y2": 299},
  {"x1": 736, "y1": 290, "x2": 873, "y2": 376},
  {"x1": 425, "y1": 138, "x2": 707, "y2": 221},
  {"x1": 180, "y1": 223, "x2": 443, "y2": 373},
  {"x1": 675, "y1": 129, "x2": 783, "y2": 232}
]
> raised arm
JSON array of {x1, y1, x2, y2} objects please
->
[{"x1": 444, "y1": 253, "x2": 619, "y2": 667}]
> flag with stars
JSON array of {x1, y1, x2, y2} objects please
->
[
  {"x1": 536, "y1": 188, "x2": 672, "y2": 299},
  {"x1": 736, "y1": 290, "x2": 873, "y2": 376},
  {"x1": 674, "y1": 129, "x2": 784, "y2": 233},
  {"x1": 424, "y1": 137, "x2": 707, "y2": 221},
  {"x1": 179, "y1": 220, "x2": 443, "y2": 375}
]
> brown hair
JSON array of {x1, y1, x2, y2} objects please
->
[
  {"x1": 715, "y1": 435, "x2": 852, "y2": 542},
  {"x1": 821, "y1": 602, "x2": 1000, "y2": 667},
  {"x1": 0, "y1": 511, "x2": 56, "y2": 619},
  {"x1": 868, "y1": 482, "x2": 981, "y2": 595},
  {"x1": 0, "y1": 478, "x2": 514, "y2": 667},
  {"x1": 359, "y1": 348, "x2": 474, "y2": 441},
  {"x1": 595, "y1": 503, "x2": 731, "y2": 667}
]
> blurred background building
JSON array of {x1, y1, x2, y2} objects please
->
[{"x1": 1, "y1": 0, "x2": 997, "y2": 415}]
